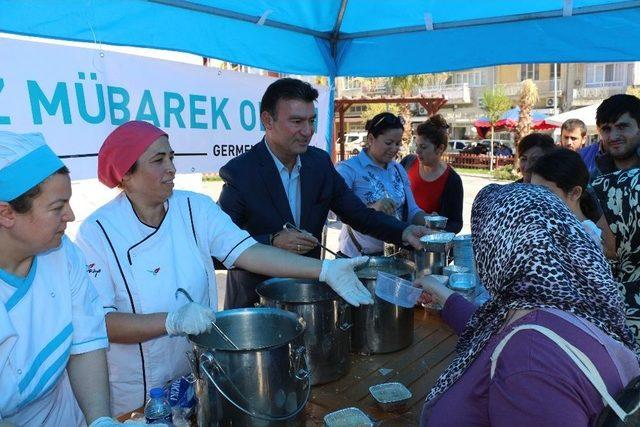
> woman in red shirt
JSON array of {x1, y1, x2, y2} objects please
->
[{"x1": 401, "y1": 115, "x2": 463, "y2": 233}]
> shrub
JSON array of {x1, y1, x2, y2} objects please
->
[{"x1": 492, "y1": 165, "x2": 519, "y2": 181}]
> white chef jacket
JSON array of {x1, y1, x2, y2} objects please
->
[
  {"x1": 0, "y1": 236, "x2": 108, "y2": 426},
  {"x1": 75, "y1": 190, "x2": 257, "y2": 416}
]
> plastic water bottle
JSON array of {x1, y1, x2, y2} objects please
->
[{"x1": 144, "y1": 387, "x2": 173, "y2": 425}]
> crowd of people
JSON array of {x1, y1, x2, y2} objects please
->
[{"x1": 1, "y1": 76, "x2": 640, "y2": 426}]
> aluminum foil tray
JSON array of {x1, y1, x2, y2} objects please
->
[
  {"x1": 369, "y1": 382, "x2": 412, "y2": 411},
  {"x1": 324, "y1": 407, "x2": 373, "y2": 426}
]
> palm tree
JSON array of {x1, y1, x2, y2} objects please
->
[
  {"x1": 389, "y1": 73, "x2": 449, "y2": 142},
  {"x1": 481, "y1": 88, "x2": 511, "y2": 171},
  {"x1": 361, "y1": 103, "x2": 401, "y2": 123},
  {"x1": 515, "y1": 79, "x2": 539, "y2": 144}
]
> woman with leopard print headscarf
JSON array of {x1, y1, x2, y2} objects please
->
[{"x1": 417, "y1": 183, "x2": 639, "y2": 427}]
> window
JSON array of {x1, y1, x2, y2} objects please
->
[
  {"x1": 585, "y1": 63, "x2": 625, "y2": 87},
  {"x1": 452, "y1": 70, "x2": 486, "y2": 87},
  {"x1": 520, "y1": 64, "x2": 540, "y2": 80},
  {"x1": 549, "y1": 63, "x2": 561, "y2": 79},
  {"x1": 347, "y1": 105, "x2": 367, "y2": 113},
  {"x1": 343, "y1": 77, "x2": 362, "y2": 90}
]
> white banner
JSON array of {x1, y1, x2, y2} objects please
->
[{"x1": 0, "y1": 37, "x2": 330, "y2": 179}]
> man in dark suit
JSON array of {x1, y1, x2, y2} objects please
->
[{"x1": 219, "y1": 78, "x2": 428, "y2": 308}]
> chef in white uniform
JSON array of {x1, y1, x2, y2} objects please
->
[
  {"x1": 0, "y1": 132, "x2": 119, "y2": 426},
  {"x1": 75, "y1": 120, "x2": 373, "y2": 415}
]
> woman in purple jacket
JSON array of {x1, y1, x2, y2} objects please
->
[{"x1": 418, "y1": 183, "x2": 639, "y2": 427}]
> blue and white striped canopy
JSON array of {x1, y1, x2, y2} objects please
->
[{"x1": 0, "y1": 0, "x2": 639, "y2": 77}]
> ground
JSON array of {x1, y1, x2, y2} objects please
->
[{"x1": 67, "y1": 173, "x2": 505, "y2": 307}]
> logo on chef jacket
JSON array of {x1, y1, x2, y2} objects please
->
[
  {"x1": 86, "y1": 263, "x2": 101, "y2": 278},
  {"x1": 147, "y1": 267, "x2": 161, "y2": 276}
]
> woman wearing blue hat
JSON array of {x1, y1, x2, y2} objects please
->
[{"x1": 0, "y1": 132, "x2": 118, "y2": 426}]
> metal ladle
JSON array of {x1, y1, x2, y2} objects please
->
[
  {"x1": 174, "y1": 288, "x2": 240, "y2": 350},
  {"x1": 282, "y1": 222, "x2": 372, "y2": 270},
  {"x1": 283, "y1": 222, "x2": 344, "y2": 259}
]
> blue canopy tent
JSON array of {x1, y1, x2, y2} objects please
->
[
  {"x1": 1, "y1": 0, "x2": 640, "y2": 150},
  {"x1": 1, "y1": 1, "x2": 640, "y2": 77}
]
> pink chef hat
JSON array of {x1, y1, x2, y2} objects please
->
[{"x1": 98, "y1": 121, "x2": 168, "y2": 188}]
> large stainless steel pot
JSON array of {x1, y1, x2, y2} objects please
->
[
  {"x1": 189, "y1": 308, "x2": 311, "y2": 426},
  {"x1": 256, "y1": 279, "x2": 351, "y2": 386},
  {"x1": 351, "y1": 256, "x2": 415, "y2": 354}
]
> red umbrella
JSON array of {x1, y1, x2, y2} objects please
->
[{"x1": 474, "y1": 108, "x2": 558, "y2": 137}]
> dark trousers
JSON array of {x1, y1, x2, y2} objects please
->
[{"x1": 223, "y1": 269, "x2": 268, "y2": 309}]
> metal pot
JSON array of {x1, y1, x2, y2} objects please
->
[
  {"x1": 256, "y1": 278, "x2": 351, "y2": 385},
  {"x1": 414, "y1": 250, "x2": 448, "y2": 276},
  {"x1": 351, "y1": 256, "x2": 415, "y2": 354},
  {"x1": 414, "y1": 232, "x2": 455, "y2": 276},
  {"x1": 189, "y1": 308, "x2": 311, "y2": 426}
]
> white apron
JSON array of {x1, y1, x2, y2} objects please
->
[{"x1": 76, "y1": 191, "x2": 256, "y2": 415}]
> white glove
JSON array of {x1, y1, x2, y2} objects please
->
[
  {"x1": 89, "y1": 417, "x2": 122, "y2": 427},
  {"x1": 320, "y1": 257, "x2": 374, "y2": 306},
  {"x1": 165, "y1": 302, "x2": 216, "y2": 336}
]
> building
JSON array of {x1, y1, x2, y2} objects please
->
[{"x1": 335, "y1": 62, "x2": 640, "y2": 141}]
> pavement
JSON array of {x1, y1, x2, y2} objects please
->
[{"x1": 67, "y1": 172, "x2": 505, "y2": 308}]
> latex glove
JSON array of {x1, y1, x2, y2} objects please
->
[
  {"x1": 320, "y1": 257, "x2": 373, "y2": 306},
  {"x1": 89, "y1": 417, "x2": 122, "y2": 427},
  {"x1": 401, "y1": 224, "x2": 430, "y2": 250},
  {"x1": 166, "y1": 302, "x2": 216, "y2": 336}
]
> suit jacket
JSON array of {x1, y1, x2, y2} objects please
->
[{"x1": 218, "y1": 139, "x2": 406, "y2": 307}]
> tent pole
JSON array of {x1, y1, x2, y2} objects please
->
[
  {"x1": 553, "y1": 63, "x2": 558, "y2": 115},
  {"x1": 327, "y1": 0, "x2": 347, "y2": 161},
  {"x1": 327, "y1": 75, "x2": 336, "y2": 160}
]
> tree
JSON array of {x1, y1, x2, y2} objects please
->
[
  {"x1": 389, "y1": 73, "x2": 449, "y2": 143},
  {"x1": 515, "y1": 79, "x2": 539, "y2": 144},
  {"x1": 626, "y1": 85, "x2": 640, "y2": 99},
  {"x1": 481, "y1": 88, "x2": 511, "y2": 171},
  {"x1": 361, "y1": 103, "x2": 401, "y2": 124}
]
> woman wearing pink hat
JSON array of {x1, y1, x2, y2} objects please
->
[{"x1": 75, "y1": 121, "x2": 372, "y2": 415}]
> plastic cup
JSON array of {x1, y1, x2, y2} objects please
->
[
  {"x1": 419, "y1": 274, "x2": 448, "y2": 311},
  {"x1": 375, "y1": 271, "x2": 422, "y2": 308},
  {"x1": 443, "y1": 265, "x2": 470, "y2": 277},
  {"x1": 448, "y1": 272, "x2": 476, "y2": 301}
]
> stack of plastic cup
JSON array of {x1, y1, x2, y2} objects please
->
[
  {"x1": 452, "y1": 235, "x2": 490, "y2": 304},
  {"x1": 452, "y1": 235, "x2": 474, "y2": 271}
]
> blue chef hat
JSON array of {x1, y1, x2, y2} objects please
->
[{"x1": 0, "y1": 131, "x2": 64, "y2": 202}]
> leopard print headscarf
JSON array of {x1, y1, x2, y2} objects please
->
[{"x1": 426, "y1": 183, "x2": 636, "y2": 403}]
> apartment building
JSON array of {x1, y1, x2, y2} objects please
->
[{"x1": 335, "y1": 62, "x2": 640, "y2": 140}]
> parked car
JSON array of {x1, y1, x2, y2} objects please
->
[
  {"x1": 340, "y1": 132, "x2": 368, "y2": 154},
  {"x1": 461, "y1": 143, "x2": 489, "y2": 155},
  {"x1": 448, "y1": 139, "x2": 472, "y2": 152},
  {"x1": 479, "y1": 139, "x2": 515, "y2": 150},
  {"x1": 468, "y1": 139, "x2": 515, "y2": 156}
]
